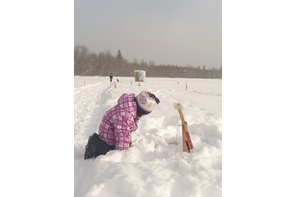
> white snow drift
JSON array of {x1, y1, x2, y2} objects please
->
[{"x1": 74, "y1": 76, "x2": 222, "y2": 197}]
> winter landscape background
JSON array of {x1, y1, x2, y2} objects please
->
[
  {"x1": 74, "y1": 76, "x2": 222, "y2": 197},
  {"x1": 2, "y1": 1, "x2": 295, "y2": 197}
]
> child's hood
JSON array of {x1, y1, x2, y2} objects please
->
[{"x1": 117, "y1": 93, "x2": 137, "y2": 118}]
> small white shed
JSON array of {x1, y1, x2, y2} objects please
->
[{"x1": 134, "y1": 70, "x2": 146, "y2": 82}]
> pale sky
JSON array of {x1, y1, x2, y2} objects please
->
[{"x1": 74, "y1": 0, "x2": 221, "y2": 68}]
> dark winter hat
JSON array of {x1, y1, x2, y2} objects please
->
[{"x1": 135, "y1": 91, "x2": 160, "y2": 114}]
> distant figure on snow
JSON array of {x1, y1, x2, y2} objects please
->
[
  {"x1": 84, "y1": 91, "x2": 160, "y2": 159},
  {"x1": 109, "y1": 72, "x2": 113, "y2": 82}
]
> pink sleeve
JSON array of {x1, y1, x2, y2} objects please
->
[{"x1": 113, "y1": 116, "x2": 134, "y2": 150}]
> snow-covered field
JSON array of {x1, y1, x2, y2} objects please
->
[{"x1": 74, "y1": 76, "x2": 222, "y2": 197}]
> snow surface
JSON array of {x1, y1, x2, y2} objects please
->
[{"x1": 74, "y1": 76, "x2": 222, "y2": 197}]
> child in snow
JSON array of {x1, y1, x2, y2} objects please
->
[{"x1": 84, "y1": 91, "x2": 160, "y2": 159}]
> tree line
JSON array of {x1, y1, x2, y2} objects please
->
[{"x1": 74, "y1": 45, "x2": 222, "y2": 79}]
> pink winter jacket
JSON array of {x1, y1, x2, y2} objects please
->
[{"x1": 98, "y1": 93, "x2": 139, "y2": 150}]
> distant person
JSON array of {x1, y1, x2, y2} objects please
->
[
  {"x1": 84, "y1": 91, "x2": 160, "y2": 159},
  {"x1": 109, "y1": 73, "x2": 113, "y2": 82}
]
